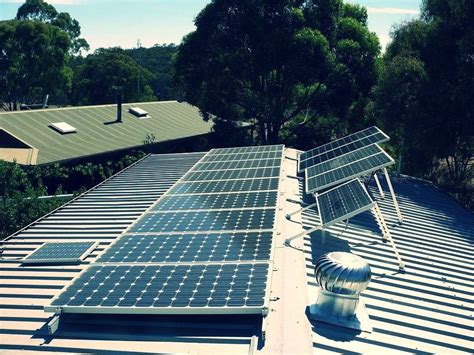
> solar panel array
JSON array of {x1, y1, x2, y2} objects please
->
[
  {"x1": 317, "y1": 179, "x2": 374, "y2": 227},
  {"x1": 298, "y1": 126, "x2": 389, "y2": 171},
  {"x1": 47, "y1": 145, "x2": 284, "y2": 315},
  {"x1": 305, "y1": 144, "x2": 394, "y2": 193},
  {"x1": 22, "y1": 242, "x2": 96, "y2": 265}
]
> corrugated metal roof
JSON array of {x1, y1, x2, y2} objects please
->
[
  {"x1": 302, "y1": 174, "x2": 474, "y2": 354},
  {"x1": 0, "y1": 148, "x2": 472, "y2": 354},
  {"x1": 0, "y1": 101, "x2": 213, "y2": 165}
]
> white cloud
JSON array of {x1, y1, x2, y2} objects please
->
[{"x1": 367, "y1": 7, "x2": 420, "y2": 15}]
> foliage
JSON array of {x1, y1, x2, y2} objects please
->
[
  {"x1": 375, "y1": 0, "x2": 473, "y2": 206},
  {"x1": 16, "y1": 0, "x2": 89, "y2": 54},
  {"x1": 0, "y1": 151, "x2": 147, "y2": 239},
  {"x1": 0, "y1": 20, "x2": 72, "y2": 110},
  {"x1": 71, "y1": 48, "x2": 156, "y2": 105},
  {"x1": 175, "y1": 0, "x2": 380, "y2": 145},
  {"x1": 126, "y1": 44, "x2": 178, "y2": 100},
  {"x1": 0, "y1": 161, "x2": 66, "y2": 239}
]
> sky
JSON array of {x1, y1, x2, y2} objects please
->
[{"x1": 0, "y1": 0, "x2": 421, "y2": 52}]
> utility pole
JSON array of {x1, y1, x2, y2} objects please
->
[{"x1": 137, "y1": 39, "x2": 141, "y2": 101}]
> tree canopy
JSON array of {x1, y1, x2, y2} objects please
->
[
  {"x1": 16, "y1": 0, "x2": 89, "y2": 54},
  {"x1": 72, "y1": 48, "x2": 156, "y2": 105},
  {"x1": 0, "y1": 20, "x2": 72, "y2": 110},
  {"x1": 376, "y1": 0, "x2": 473, "y2": 206},
  {"x1": 175, "y1": 0, "x2": 380, "y2": 144}
]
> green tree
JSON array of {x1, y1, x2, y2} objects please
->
[
  {"x1": 126, "y1": 44, "x2": 178, "y2": 100},
  {"x1": 0, "y1": 20, "x2": 72, "y2": 110},
  {"x1": 16, "y1": 0, "x2": 89, "y2": 54},
  {"x1": 72, "y1": 48, "x2": 156, "y2": 105},
  {"x1": 174, "y1": 0, "x2": 380, "y2": 145},
  {"x1": 376, "y1": 0, "x2": 473, "y2": 205}
]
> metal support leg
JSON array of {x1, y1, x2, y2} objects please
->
[
  {"x1": 285, "y1": 201, "x2": 318, "y2": 221},
  {"x1": 373, "y1": 173, "x2": 385, "y2": 199},
  {"x1": 47, "y1": 309, "x2": 62, "y2": 335},
  {"x1": 284, "y1": 225, "x2": 322, "y2": 247},
  {"x1": 372, "y1": 204, "x2": 405, "y2": 272},
  {"x1": 383, "y1": 168, "x2": 403, "y2": 224}
]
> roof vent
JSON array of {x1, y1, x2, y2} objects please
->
[
  {"x1": 49, "y1": 122, "x2": 77, "y2": 134},
  {"x1": 128, "y1": 107, "x2": 149, "y2": 119},
  {"x1": 309, "y1": 252, "x2": 372, "y2": 332}
]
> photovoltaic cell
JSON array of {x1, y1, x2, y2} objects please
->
[
  {"x1": 151, "y1": 191, "x2": 278, "y2": 211},
  {"x1": 46, "y1": 144, "x2": 284, "y2": 316},
  {"x1": 307, "y1": 144, "x2": 381, "y2": 177},
  {"x1": 22, "y1": 242, "x2": 96, "y2": 264},
  {"x1": 96, "y1": 231, "x2": 273, "y2": 263},
  {"x1": 129, "y1": 209, "x2": 276, "y2": 233},
  {"x1": 317, "y1": 179, "x2": 374, "y2": 226},
  {"x1": 49, "y1": 263, "x2": 269, "y2": 311},
  {"x1": 299, "y1": 126, "x2": 388, "y2": 171},
  {"x1": 200, "y1": 151, "x2": 282, "y2": 163},
  {"x1": 208, "y1": 145, "x2": 284, "y2": 155},
  {"x1": 299, "y1": 134, "x2": 387, "y2": 171},
  {"x1": 169, "y1": 178, "x2": 279, "y2": 195},
  {"x1": 306, "y1": 150, "x2": 394, "y2": 193},
  {"x1": 182, "y1": 167, "x2": 280, "y2": 182},
  {"x1": 193, "y1": 158, "x2": 281, "y2": 171}
]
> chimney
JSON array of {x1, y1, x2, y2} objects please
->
[
  {"x1": 309, "y1": 252, "x2": 372, "y2": 332},
  {"x1": 116, "y1": 93, "x2": 122, "y2": 122}
]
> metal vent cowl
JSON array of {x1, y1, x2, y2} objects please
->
[{"x1": 315, "y1": 252, "x2": 371, "y2": 295}]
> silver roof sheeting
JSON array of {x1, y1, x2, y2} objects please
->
[
  {"x1": 0, "y1": 148, "x2": 472, "y2": 354},
  {"x1": 303, "y1": 174, "x2": 474, "y2": 354}
]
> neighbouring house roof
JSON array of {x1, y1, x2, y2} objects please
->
[
  {"x1": 0, "y1": 147, "x2": 472, "y2": 354},
  {"x1": 0, "y1": 101, "x2": 213, "y2": 165}
]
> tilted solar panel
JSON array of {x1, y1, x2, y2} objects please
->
[
  {"x1": 22, "y1": 242, "x2": 97, "y2": 265},
  {"x1": 298, "y1": 126, "x2": 389, "y2": 172},
  {"x1": 306, "y1": 145, "x2": 394, "y2": 193},
  {"x1": 317, "y1": 179, "x2": 374, "y2": 227}
]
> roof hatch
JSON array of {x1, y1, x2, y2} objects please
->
[
  {"x1": 49, "y1": 122, "x2": 77, "y2": 134},
  {"x1": 128, "y1": 107, "x2": 149, "y2": 118}
]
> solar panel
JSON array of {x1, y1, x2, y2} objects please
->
[
  {"x1": 22, "y1": 242, "x2": 97, "y2": 264},
  {"x1": 306, "y1": 145, "x2": 394, "y2": 193},
  {"x1": 182, "y1": 167, "x2": 280, "y2": 182},
  {"x1": 46, "y1": 144, "x2": 284, "y2": 316},
  {"x1": 317, "y1": 179, "x2": 374, "y2": 227},
  {"x1": 46, "y1": 263, "x2": 269, "y2": 312},
  {"x1": 307, "y1": 144, "x2": 380, "y2": 177},
  {"x1": 169, "y1": 178, "x2": 279, "y2": 195},
  {"x1": 299, "y1": 126, "x2": 389, "y2": 172},
  {"x1": 152, "y1": 191, "x2": 278, "y2": 211},
  {"x1": 192, "y1": 158, "x2": 281, "y2": 171},
  {"x1": 208, "y1": 145, "x2": 284, "y2": 155},
  {"x1": 129, "y1": 209, "x2": 276, "y2": 233},
  {"x1": 200, "y1": 151, "x2": 282, "y2": 163},
  {"x1": 97, "y1": 231, "x2": 273, "y2": 263}
]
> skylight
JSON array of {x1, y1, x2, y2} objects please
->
[
  {"x1": 128, "y1": 107, "x2": 149, "y2": 118},
  {"x1": 49, "y1": 122, "x2": 77, "y2": 134}
]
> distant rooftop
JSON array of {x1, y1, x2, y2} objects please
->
[{"x1": 0, "y1": 101, "x2": 213, "y2": 165}]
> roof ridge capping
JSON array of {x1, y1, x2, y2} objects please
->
[{"x1": 0, "y1": 100, "x2": 180, "y2": 115}]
